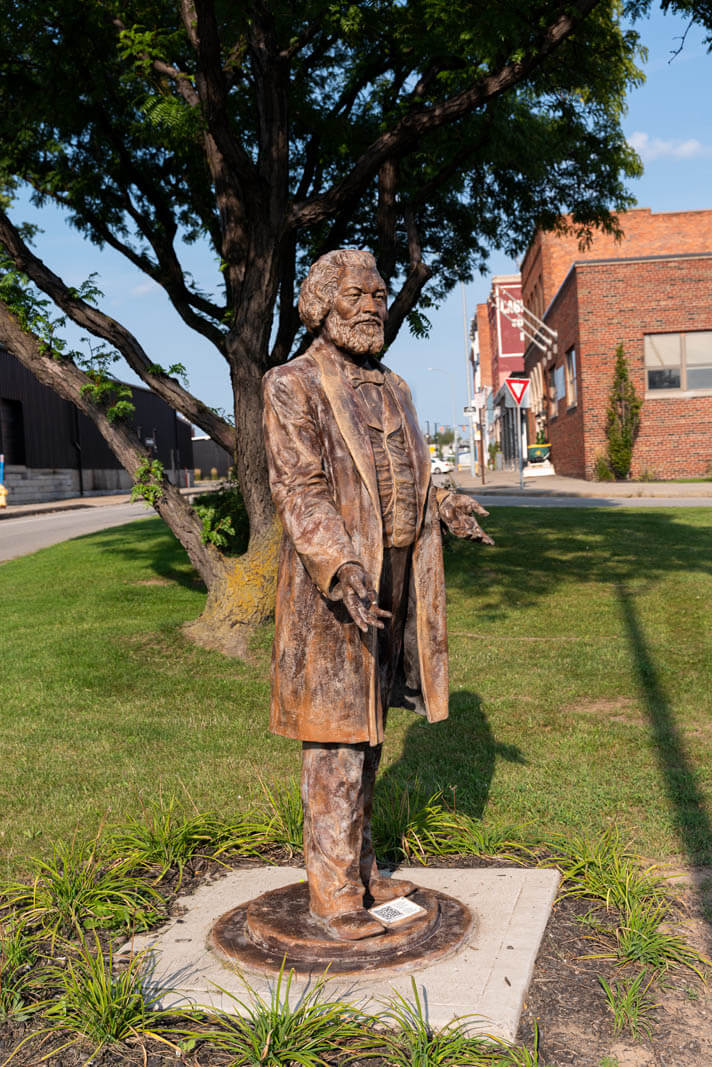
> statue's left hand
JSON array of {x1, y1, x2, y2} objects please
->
[
  {"x1": 334, "y1": 563, "x2": 393, "y2": 633},
  {"x1": 437, "y1": 492, "x2": 495, "y2": 545}
]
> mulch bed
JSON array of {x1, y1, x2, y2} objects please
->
[{"x1": 2, "y1": 854, "x2": 711, "y2": 1067}]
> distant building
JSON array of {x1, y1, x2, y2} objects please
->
[
  {"x1": 191, "y1": 435, "x2": 233, "y2": 480},
  {"x1": 0, "y1": 348, "x2": 193, "y2": 504},
  {"x1": 521, "y1": 208, "x2": 712, "y2": 479},
  {"x1": 472, "y1": 275, "x2": 528, "y2": 469}
]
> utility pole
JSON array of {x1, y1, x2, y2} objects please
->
[{"x1": 461, "y1": 283, "x2": 476, "y2": 477}]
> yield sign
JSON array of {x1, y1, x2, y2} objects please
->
[{"x1": 505, "y1": 377, "x2": 530, "y2": 406}]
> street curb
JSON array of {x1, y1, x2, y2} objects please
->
[
  {"x1": 0, "y1": 484, "x2": 221, "y2": 522},
  {"x1": 0, "y1": 502, "x2": 97, "y2": 521},
  {"x1": 462, "y1": 487, "x2": 712, "y2": 499}
]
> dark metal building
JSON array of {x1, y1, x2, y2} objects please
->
[
  {"x1": 0, "y1": 348, "x2": 193, "y2": 504},
  {"x1": 191, "y1": 435, "x2": 233, "y2": 480}
]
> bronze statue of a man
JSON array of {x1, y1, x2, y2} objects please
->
[{"x1": 262, "y1": 249, "x2": 492, "y2": 941}]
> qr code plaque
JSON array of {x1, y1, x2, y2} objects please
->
[{"x1": 369, "y1": 896, "x2": 426, "y2": 926}]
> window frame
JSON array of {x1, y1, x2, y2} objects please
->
[
  {"x1": 644, "y1": 330, "x2": 712, "y2": 395},
  {"x1": 565, "y1": 346, "x2": 577, "y2": 409}
]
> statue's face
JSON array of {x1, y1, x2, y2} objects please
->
[{"x1": 323, "y1": 266, "x2": 387, "y2": 357}]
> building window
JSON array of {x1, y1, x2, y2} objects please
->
[
  {"x1": 551, "y1": 364, "x2": 566, "y2": 418},
  {"x1": 0, "y1": 398, "x2": 26, "y2": 465},
  {"x1": 565, "y1": 347, "x2": 577, "y2": 407},
  {"x1": 645, "y1": 331, "x2": 712, "y2": 392}
]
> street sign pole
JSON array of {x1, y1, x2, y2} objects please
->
[
  {"x1": 504, "y1": 378, "x2": 530, "y2": 492},
  {"x1": 464, "y1": 392, "x2": 487, "y2": 485},
  {"x1": 479, "y1": 407, "x2": 486, "y2": 485}
]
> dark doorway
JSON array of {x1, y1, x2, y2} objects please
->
[{"x1": 0, "y1": 398, "x2": 26, "y2": 464}]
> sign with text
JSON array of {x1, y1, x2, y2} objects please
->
[{"x1": 492, "y1": 281, "x2": 525, "y2": 358}]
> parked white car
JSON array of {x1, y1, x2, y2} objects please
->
[{"x1": 430, "y1": 457, "x2": 453, "y2": 474}]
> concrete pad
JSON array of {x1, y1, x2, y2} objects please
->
[{"x1": 120, "y1": 865, "x2": 559, "y2": 1042}]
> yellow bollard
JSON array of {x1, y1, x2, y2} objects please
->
[{"x1": 0, "y1": 483, "x2": 7, "y2": 508}]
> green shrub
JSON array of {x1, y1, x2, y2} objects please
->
[
  {"x1": 193, "y1": 481, "x2": 249, "y2": 553},
  {"x1": 606, "y1": 345, "x2": 642, "y2": 480},
  {"x1": 594, "y1": 454, "x2": 614, "y2": 481}
]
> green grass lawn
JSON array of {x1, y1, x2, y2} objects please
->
[{"x1": 1, "y1": 507, "x2": 711, "y2": 878}]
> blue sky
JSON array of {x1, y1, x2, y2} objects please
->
[{"x1": 10, "y1": 7, "x2": 712, "y2": 434}]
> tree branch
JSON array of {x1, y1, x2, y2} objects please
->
[
  {"x1": 247, "y1": 1, "x2": 290, "y2": 221},
  {"x1": 0, "y1": 300, "x2": 226, "y2": 586},
  {"x1": 181, "y1": 0, "x2": 258, "y2": 301},
  {"x1": 0, "y1": 211, "x2": 236, "y2": 454},
  {"x1": 289, "y1": 0, "x2": 600, "y2": 229},
  {"x1": 110, "y1": 15, "x2": 201, "y2": 108},
  {"x1": 282, "y1": 15, "x2": 325, "y2": 60},
  {"x1": 268, "y1": 231, "x2": 299, "y2": 367},
  {"x1": 376, "y1": 158, "x2": 398, "y2": 283},
  {"x1": 114, "y1": 189, "x2": 228, "y2": 348},
  {"x1": 30, "y1": 184, "x2": 226, "y2": 343},
  {"x1": 384, "y1": 211, "x2": 432, "y2": 346}
]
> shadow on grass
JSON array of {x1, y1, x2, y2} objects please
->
[
  {"x1": 377, "y1": 691, "x2": 525, "y2": 821},
  {"x1": 84, "y1": 507, "x2": 712, "y2": 885},
  {"x1": 80, "y1": 517, "x2": 205, "y2": 593},
  {"x1": 617, "y1": 582, "x2": 712, "y2": 949},
  {"x1": 444, "y1": 506, "x2": 712, "y2": 622}
]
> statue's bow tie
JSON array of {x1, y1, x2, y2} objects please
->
[{"x1": 349, "y1": 366, "x2": 385, "y2": 387}]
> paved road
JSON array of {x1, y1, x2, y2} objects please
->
[
  {"x1": 476, "y1": 494, "x2": 712, "y2": 508},
  {"x1": 0, "y1": 503, "x2": 152, "y2": 562},
  {"x1": 2, "y1": 487, "x2": 710, "y2": 564}
]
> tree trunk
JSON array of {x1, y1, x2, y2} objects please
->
[
  {"x1": 184, "y1": 273, "x2": 281, "y2": 656},
  {"x1": 182, "y1": 511, "x2": 282, "y2": 658}
]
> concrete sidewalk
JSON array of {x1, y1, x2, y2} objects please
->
[
  {"x1": 1, "y1": 471, "x2": 711, "y2": 521},
  {"x1": 452, "y1": 467, "x2": 712, "y2": 499},
  {"x1": 0, "y1": 483, "x2": 217, "y2": 521}
]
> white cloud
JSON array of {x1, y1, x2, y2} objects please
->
[
  {"x1": 628, "y1": 130, "x2": 711, "y2": 163},
  {"x1": 130, "y1": 279, "x2": 160, "y2": 297}
]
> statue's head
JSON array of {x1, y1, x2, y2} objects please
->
[{"x1": 298, "y1": 249, "x2": 387, "y2": 357}]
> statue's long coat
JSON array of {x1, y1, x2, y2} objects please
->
[{"x1": 262, "y1": 338, "x2": 449, "y2": 746}]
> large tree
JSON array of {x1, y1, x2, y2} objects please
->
[{"x1": 0, "y1": 0, "x2": 645, "y2": 651}]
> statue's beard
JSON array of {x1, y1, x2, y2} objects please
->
[{"x1": 323, "y1": 309, "x2": 384, "y2": 357}]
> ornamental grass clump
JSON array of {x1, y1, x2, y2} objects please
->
[
  {"x1": 543, "y1": 829, "x2": 710, "y2": 978},
  {"x1": 109, "y1": 797, "x2": 263, "y2": 885},
  {"x1": 371, "y1": 778, "x2": 440, "y2": 862},
  {"x1": 0, "y1": 921, "x2": 47, "y2": 1023},
  {"x1": 256, "y1": 776, "x2": 305, "y2": 856},
  {"x1": 0, "y1": 839, "x2": 164, "y2": 947},
  {"x1": 599, "y1": 970, "x2": 658, "y2": 1039},
  {"x1": 4, "y1": 934, "x2": 177, "y2": 1065},
  {"x1": 175, "y1": 964, "x2": 366, "y2": 1066},
  {"x1": 354, "y1": 977, "x2": 547, "y2": 1066},
  {"x1": 110, "y1": 800, "x2": 225, "y2": 883},
  {"x1": 372, "y1": 780, "x2": 533, "y2": 865}
]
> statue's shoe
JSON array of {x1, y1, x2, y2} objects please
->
[
  {"x1": 367, "y1": 876, "x2": 417, "y2": 902},
  {"x1": 325, "y1": 909, "x2": 386, "y2": 940}
]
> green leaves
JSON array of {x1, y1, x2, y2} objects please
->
[
  {"x1": 131, "y1": 457, "x2": 165, "y2": 508},
  {"x1": 192, "y1": 482, "x2": 250, "y2": 552},
  {"x1": 606, "y1": 344, "x2": 643, "y2": 480},
  {"x1": 0, "y1": 923, "x2": 47, "y2": 1023},
  {"x1": 80, "y1": 372, "x2": 135, "y2": 423},
  {"x1": 0, "y1": 840, "x2": 165, "y2": 947}
]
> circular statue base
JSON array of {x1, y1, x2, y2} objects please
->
[{"x1": 209, "y1": 881, "x2": 474, "y2": 977}]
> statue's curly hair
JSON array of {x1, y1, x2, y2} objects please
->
[{"x1": 298, "y1": 249, "x2": 379, "y2": 333}]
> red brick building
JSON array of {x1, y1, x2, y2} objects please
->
[
  {"x1": 472, "y1": 276, "x2": 529, "y2": 467},
  {"x1": 521, "y1": 209, "x2": 712, "y2": 479}
]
